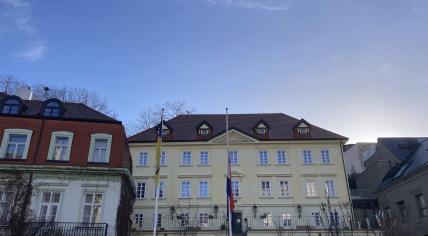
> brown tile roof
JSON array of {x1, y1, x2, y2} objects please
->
[
  {"x1": 0, "y1": 94, "x2": 119, "y2": 124},
  {"x1": 128, "y1": 113, "x2": 347, "y2": 143}
]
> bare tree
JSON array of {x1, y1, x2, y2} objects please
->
[
  {"x1": 0, "y1": 75, "x2": 28, "y2": 94},
  {"x1": 126, "y1": 100, "x2": 196, "y2": 136},
  {"x1": 319, "y1": 195, "x2": 355, "y2": 236}
]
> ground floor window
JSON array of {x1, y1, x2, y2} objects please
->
[
  {"x1": 39, "y1": 192, "x2": 61, "y2": 222},
  {"x1": 82, "y1": 193, "x2": 103, "y2": 223}
]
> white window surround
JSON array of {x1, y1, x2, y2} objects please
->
[
  {"x1": 87, "y1": 133, "x2": 112, "y2": 163},
  {"x1": 0, "y1": 128, "x2": 33, "y2": 159},
  {"x1": 81, "y1": 192, "x2": 104, "y2": 223},
  {"x1": 47, "y1": 131, "x2": 74, "y2": 161}
]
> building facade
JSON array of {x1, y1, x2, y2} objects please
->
[
  {"x1": 375, "y1": 139, "x2": 428, "y2": 236},
  {"x1": 128, "y1": 113, "x2": 351, "y2": 235},
  {"x1": 0, "y1": 93, "x2": 134, "y2": 236}
]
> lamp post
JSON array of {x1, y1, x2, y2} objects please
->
[
  {"x1": 213, "y1": 204, "x2": 219, "y2": 218},
  {"x1": 170, "y1": 206, "x2": 175, "y2": 219},
  {"x1": 297, "y1": 204, "x2": 302, "y2": 218},
  {"x1": 252, "y1": 204, "x2": 258, "y2": 219}
]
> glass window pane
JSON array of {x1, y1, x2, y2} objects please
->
[
  {"x1": 9, "y1": 134, "x2": 27, "y2": 143},
  {"x1": 50, "y1": 206, "x2": 58, "y2": 221},
  {"x1": 92, "y1": 206, "x2": 101, "y2": 223},
  {"x1": 52, "y1": 193, "x2": 61, "y2": 203},
  {"x1": 94, "y1": 194, "x2": 103, "y2": 203},
  {"x1": 95, "y1": 139, "x2": 107, "y2": 148},
  {"x1": 85, "y1": 194, "x2": 93, "y2": 203},
  {"x1": 5, "y1": 144, "x2": 15, "y2": 158},
  {"x1": 42, "y1": 192, "x2": 51, "y2": 203}
]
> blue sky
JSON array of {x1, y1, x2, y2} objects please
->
[{"x1": 1, "y1": 0, "x2": 428, "y2": 143}]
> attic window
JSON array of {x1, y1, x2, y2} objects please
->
[
  {"x1": 161, "y1": 124, "x2": 170, "y2": 135},
  {"x1": 255, "y1": 125, "x2": 268, "y2": 135},
  {"x1": 1, "y1": 96, "x2": 22, "y2": 115},
  {"x1": 198, "y1": 124, "x2": 211, "y2": 135},
  {"x1": 296, "y1": 123, "x2": 310, "y2": 134},
  {"x1": 43, "y1": 99, "x2": 62, "y2": 117}
]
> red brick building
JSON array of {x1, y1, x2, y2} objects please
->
[{"x1": 0, "y1": 92, "x2": 134, "y2": 236}]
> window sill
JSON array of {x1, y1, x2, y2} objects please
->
[
  {"x1": 180, "y1": 165, "x2": 193, "y2": 167},
  {"x1": 0, "y1": 158, "x2": 27, "y2": 161},
  {"x1": 178, "y1": 197, "x2": 192, "y2": 199},
  {"x1": 151, "y1": 198, "x2": 166, "y2": 200},
  {"x1": 136, "y1": 165, "x2": 150, "y2": 168},
  {"x1": 257, "y1": 164, "x2": 271, "y2": 166},
  {"x1": 87, "y1": 162, "x2": 109, "y2": 165},
  {"x1": 320, "y1": 163, "x2": 333, "y2": 166},
  {"x1": 47, "y1": 159, "x2": 69, "y2": 163},
  {"x1": 278, "y1": 196, "x2": 293, "y2": 199},
  {"x1": 305, "y1": 196, "x2": 320, "y2": 199},
  {"x1": 302, "y1": 163, "x2": 315, "y2": 165},
  {"x1": 231, "y1": 164, "x2": 240, "y2": 166},
  {"x1": 260, "y1": 196, "x2": 274, "y2": 199},
  {"x1": 197, "y1": 164, "x2": 211, "y2": 167},
  {"x1": 136, "y1": 198, "x2": 146, "y2": 200},
  {"x1": 275, "y1": 163, "x2": 290, "y2": 166},
  {"x1": 197, "y1": 197, "x2": 211, "y2": 199}
]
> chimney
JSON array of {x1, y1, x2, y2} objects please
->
[{"x1": 15, "y1": 86, "x2": 33, "y2": 100}]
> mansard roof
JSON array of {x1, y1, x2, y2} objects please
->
[{"x1": 128, "y1": 113, "x2": 347, "y2": 143}]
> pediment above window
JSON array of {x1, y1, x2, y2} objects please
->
[
  {"x1": 294, "y1": 119, "x2": 311, "y2": 135},
  {"x1": 156, "y1": 121, "x2": 172, "y2": 135},
  {"x1": 210, "y1": 129, "x2": 257, "y2": 144},
  {"x1": 253, "y1": 119, "x2": 269, "y2": 135},
  {"x1": 196, "y1": 120, "x2": 213, "y2": 135}
]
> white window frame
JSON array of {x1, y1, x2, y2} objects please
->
[
  {"x1": 306, "y1": 181, "x2": 317, "y2": 197},
  {"x1": 87, "y1": 133, "x2": 112, "y2": 163},
  {"x1": 182, "y1": 151, "x2": 192, "y2": 165},
  {"x1": 279, "y1": 181, "x2": 291, "y2": 197},
  {"x1": 181, "y1": 181, "x2": 191, "y2": 198},
  {"x1": 325, "y1": 180, "x2": 337, "y2": 197},
  {"x1": 135, "y1": 213, "x2": 144, "y2": 228},
  {"x1": 199, "y1": 181, "x2": 209, "y2": 198},
  {"x1": 282, "y1": 213, "x2": 292, "y2": 227},
  {"x1": 160, "y1": 152, "x2": 167, "y2": 166},
  {"x1": 199, "y1": 213, "x2": 209, "y2": 227},
  {"x1": 277, "y1": 150, "x2": 287, "y2": 164},
  {"x1": 229, "y1": 150, "x2": 238, "y2": 165},
  {"x1": 0, "y1": 128, "x2": 33, "y2": 159},
  {"x1": 261, "y1": 181, "x2": 271, "y2": 197},
  {"x1": 136, "y1": 182, "x2": 146, "y2": 199},
  {"x1": 303, "y1": 150, "x2": 312, "y2": 164},
  {"x1": 81, "y1": 192, "x2": 104, "y2": 223},
  {"x1": 38, "y1": 191, "x2": 62, "y2": 222},
  {"x1": 312, "y1": 212, "x2": 321, "y2": 228},
  {"x1": 199, "y1": 151, "x2": 209, "y2": 165},
  {"x1": 154, "y1": 182, "x2": 165, "y2": 198},
  {"x1": 47, "y1": 131, "x2": 74, "y2": 161},
  {"x1": 321, "y1": 150, "x2": 331, "y2": 164},
  {"x1": 139, "y1": 152, "x2": 148, "y2": 166},
  {"x1": 231, "y1": 180, "x2": 239, "y2": 197},
  {"x1": 259, "y1": 151, "x2": 268, "y2": 164}
]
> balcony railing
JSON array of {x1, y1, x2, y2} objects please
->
[
  {"x1": 134, "y1": 215, "x2": 350, "y2": 232},
  {"x1": 0, "y1": 222, "x2": 108, "y2": 236}
]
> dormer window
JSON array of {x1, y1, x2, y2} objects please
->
[
  {"x1": 196, "y1": 120, "x2": 213, "y2": 136},
  {"x1": 156, "y1": 121, "x2": 172, "y2": 136},
  {"x1": 294, "y1": 119, "x2": 311, "y2": 135},
  {"x1": 253, "y1": 119, "x2": 269, "y2": 135},
  {"x1": 1, "y1": 96, "x2": 23, "y2": 115},
  {"x1": 43, "y1": 99, "x2": 63, "y2": 117}
]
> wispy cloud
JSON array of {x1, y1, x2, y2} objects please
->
[
  {"x1": 0, "y1": 0, "x2": 33, "y2": 34},
  {"x1": 1, "y1": 0, "x2": 47, "y2": 61},
  {"x1": 16, "y1": 42, "x2": 46, "y2": 61},
  {"x1": 202, "y1": 0, "x2": 291, "y2": 11}
]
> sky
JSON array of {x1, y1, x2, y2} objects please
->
[{"x1": 1, "y1": 0, "x2": 428, "y2": 143}]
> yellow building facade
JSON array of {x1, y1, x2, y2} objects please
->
[{"x1": 128, "y1": 114, "x2": 351, "y2": 235}]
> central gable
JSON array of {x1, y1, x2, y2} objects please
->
[{"x1": 209, "y1": 129, "x2": 258, "y2": 144}]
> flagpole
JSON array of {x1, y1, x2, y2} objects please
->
[
  {"x1": 226, "y1": 108, "x2": 233, "y2": 236},
  {"x1": 153, "y1": 109, "x2": 164, "y2": 236}
]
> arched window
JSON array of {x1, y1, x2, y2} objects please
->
[
  {"x1": 43, "y1": 99, "x2": 63, "y2": 117},
  {"x1": 1, "y1": 96, "x2": 23, "y2": 115}
]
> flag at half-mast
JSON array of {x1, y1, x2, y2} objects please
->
[{"x1": 154, "y1": 117, "x2": 164, "y2": 185}]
